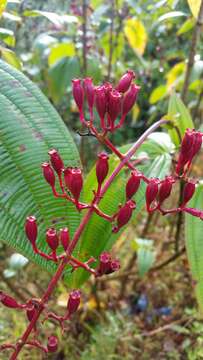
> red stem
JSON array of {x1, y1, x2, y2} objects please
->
[{"x1": 9, "y1": 119, "x2": 166, "y2": 360}]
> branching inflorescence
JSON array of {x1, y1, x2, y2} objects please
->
[{"x1": 0, "y1": 70, "x2": 203, "y2": 359}]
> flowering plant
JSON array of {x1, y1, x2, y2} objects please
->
[{"x1": 0, "y1": 66, "x2": 203, "y2": 359}]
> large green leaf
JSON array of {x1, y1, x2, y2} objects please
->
[
  {"x1": 68, "y1": 132, "x2": 174, "y2": 287},
  {"x1": 167, "y1": 92, "x2": 194, "y2": 146},
  {"x1": 185, "y1": 183, "x2": 203, "y2": 312},
  {"x1": 0, "y1": 60, "x2": 80, "y2": 274}
]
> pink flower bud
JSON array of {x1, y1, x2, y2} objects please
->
[
  {"x1": 158, "y1": 176, "x2": 175, "y2": 204},
  {"x1": 107, "y1": 90, "x2": 122, "y2": 128},
  {"x1": 190, "y1": 131, "x2": 202, "y2": 159},
  {"x1": 0, "y1": 291, "x2": 21, "y2": 309},
  {"x1": 95, "y1": 85, "x2": 107, "y2": 129},
  {"x1": 60, "y1": 227, "x2": 70, "y2": 251},
  {"x1": 64, "y1": 167, "x2": 83, "y2": 201},
  {"x1": 42, "y1": 162, "x2": 55, "y2": 187},
  {"x1": 48, "y1": 149, "x2": 64, "y2": 175},
  {"x1": 47, "y1": 335, "x2": 58, "y2": 353},
  {"x1": 113, "y1": 200, "x2": 136, "y2": 233},
  {"x1": 72, "y1": 79, "x2": 84, "y2": 112},
  {"x1": 181, "y1": 180, "x2": 196, "y2": 206},
  {"x1": 122, "y1": 84, "x2": 140, "y2": 116},
  {"x1": 116, "y1": 70, "x2": 135, "y2": 93},
  {"x1": 46, "y1": 228, "x2": 59, "y2": 251},
  {"x1": 126, "y1": 171, "x2": 141, "y2": 200},
  {"x1": 181, "y1": 128, "x2": 195, "y2": 153},
  {"x1": 25, "y1": 216, "x2": 38, "y2": 247},
  {"x1": 96, "y1": 152, "x2": 109, "y2": 186},
  {"x1": 110, "y1": 259, "x2": 121, "y2": 273},
  {"x1": 67, "y1": 290, "x2": 81, "y2": 315},
  {"x1": 96, "y1": 252, "x2": 112, "y2": 276},
  {"x1": 26, "y1": 304, "x2": 36, "y2": 322},
  {"x1": 146, "y1": 179, "x2": 159, "y2": 211},
  {"x1": 84, "y1": 77, "x2": 95, "y2": 116}
]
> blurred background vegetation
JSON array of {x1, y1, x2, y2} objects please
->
[{"x1": 0, "y1": 0, "x2": 203, "y2": 359}]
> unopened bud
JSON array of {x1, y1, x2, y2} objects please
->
[
  {"x1": 126, "y1": 171, "x2": 141, "y2": 200},
  {"x1": 46, "y1": 228, "x2": 59, "y2": 251},
  {"x1": 95, "y1": 85, "x2": 107, "y2": 129},
  {"x1": 158, "y1": 176, "x2": 175, "y2": 204},
  {"x1": 67, "y1": 290, "x2": 81, "y2": 315},
  {"x1": 60, "y1": 227, "x2": 70, "y2": 251},
  {"x1": 96, "y1": 252, "x2": 111, "y2": 276},
  {"x1": 64, "y1": 167, "x2": 83, "y2": 201},
  {"x1": 25, "y1": 216, "x2": 38, "y2": 247},
  {"x1": 84, "y1": 77, "x2": 95, "y2": 117},
  {"x1": 96, "y1": 152, "x2": 109, "y2": 186},
  {"x1": 181, "y1": 180, "x2": 196, "y2": 206},
  {"x1": 42, "y1": 162, "x2": 55, "y2": 187},
  {"x1": 113, "y1": 200, "x2": 136, "y2": 233},
  {"x1": 0, "y1": 291, "x2": 21, "y2": 309},
  {"x1": 122, "y1": 84, "x2": 140, "y2": 116},
  {"x1": 146, "y1": 179, "x2": 159, "y2": 211},
  {"x1": 72, "y1": 79, "x2": 84, "y2": 112},
  {"x1": 47, "y1": 335, "x2": 58, "y2": 353},
  {"x1": 48, "y1": 149, "x2": 64, "y2": 175},
  {"x1": 107, "y1": 90, "x2": 122, "y2": 128},
  {"x1": 116, "y1": 70, "x2": 135, "y2": 93}
]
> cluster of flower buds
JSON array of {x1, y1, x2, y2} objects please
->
[
  {"x1": 72, "y1": 70, "x2": 140, "y2": 132},
  {"x1": 176, "y1": 129, "x2": 203, "y2": 176},
  {"x1": 25, "y1": 215, "x2": 70, "y2": 261},
  {"x1": 95, "y1": 252, "x2": 120, "y2": 277}
]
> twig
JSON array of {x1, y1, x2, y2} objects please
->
[
  {"x1": 181, "y1": 0, "x2": 203, "y2": 102},
  {"x1": 107, "y1": 0, "x2": 115, "y2": 81},
  {"x1": 150, "y1": 245, "x2": 185, "y2": 272},
  {"x1": 140, "y1": 316, "x2": 191, "y2": 337},
  {"x1": 174, "y1": 181, "x2": 184, "y2": 252},
  {"x1": 82, "y1": 0, "x2": 88, "y2": 75}
]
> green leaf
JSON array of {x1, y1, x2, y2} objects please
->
[
  {"x1": 48, "y1": 43, "x2": 76, "y2": 67},
  {"x1": 23, "y1": 10, "x2": 78, "y2": 26},
  {"x1": 48, "y1": 57, "x2": 80, "y2": 103},
  {"x1": 185, "y1": 183, "x2": 203, "y2": 312},
  {"x1": 0, "y1": 27, "x2": 15, "y2": 46},
  {"x1": 177, "y1": 17, "x2": 195, "y2": 35},
  {"x1": 156, "y1": 11, "x2": 187, "y2": 24},
  {"x1": 149, "y1": 85, "x2": 167, "y2": 104},
  {"x1": 136, "y1": 238, "x2": 155, "y2": 277},
  {"x1": 0, "y1": 47, "x2": 22, "y2": 69},
  {"x1": 0, "y1": 60, "x2": 80, "y2": 275},
  {"x1": 167, "y1": 92, "x2": 194, "y2": 146},
  {"x1": 68, "y1": 132, "x2": 174, "y2": 287}
]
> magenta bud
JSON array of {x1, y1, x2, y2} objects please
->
[
  {"x1": 181, "y1": 128, "x2": 195, "y2": 153},
  {"x1": 84, "y1": 77, "x2": 95, "y2": 114},
  {"x1": 116, "y1": 70, "x2": 135, "y2": 93},
  {"x1": 42, "y1": 162, "x2": 55, "y2": 187},
  {"x1": 190, "y1": 131, "x2": 202, "y2": 159},
  {"x1": 67, "y1": 289, "x2": 81, "y2": 315},
  {"x1": 95, "y1": 85, "x2": 107, "y2": 128},
  {"x1": 96, "y1": 152, "x2": 109, "y2": 186},
  {"x1": 107, "y1": 90, "x2": 122, "y2": 128},
  {"x1": 72, "y1": 79, "x2": 84, "y2": 112},
  {"x1": 47, "y1": 335, "x2": 58, "y2": 353},
  {"x1": 122, "y1": 83, "x2": 140, "y2": 116},
  {"x1": 46, "y1": 228, "x2": 59, "y2": 251},
  {"x1": 96, "y1": 252, "x2": 112, "y2": 275},
  {"x1": 126, "y1": 171, "x2": 141, "y2": 200},
  {"x1": 26, "y1": 304, "x2": 36, "y2": 322},
  {"x1": 181, "y1": 180, "x2": 196, "y2": 206},
  {"x1": 60, "y1": 227, "x2": 70, "y2": 251},
  {"x1": 25, "y1": 216, "x2": 38, "y2": 247},
  {"x1": 113, "y1": 200, "x2": 136, "y2": 232},
  {"x1": 110, "y1": 259, "x2": 121, "y2": 273},
  {"x1": 158, "y1": 176, "x2": 175, "y2": 204},
  {"x1": 0, "y1": 291, "x2": 21, "y2": 309},
  {"x1": 48, "y1": 149, "x2": 64, "y2": 175},
  {"x1": 64, "y1": 167, "x2": 83, "y2": 201},
  {"x1": 145, "y1": 179, "x2": 159, "y2": 211}
]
